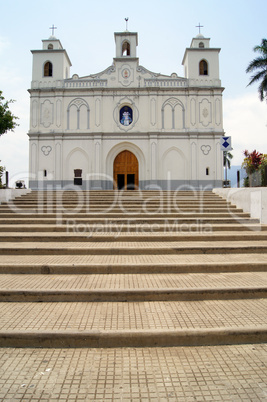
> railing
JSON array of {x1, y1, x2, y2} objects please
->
[
  {"x1": 64, "y1": 80, "x2": 108, "y2": 88},
  {"x1": 144, "y1": 79, "x2": 188, "y2": 88}
]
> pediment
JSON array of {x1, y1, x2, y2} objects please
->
[{"x1": 65, "y1": 64, "x2": 187, "y2": 89}]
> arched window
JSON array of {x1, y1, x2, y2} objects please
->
[
  {"x1": 199, "y1": 42, "x2": 204, "y2": 48},
  {"x1": 122, "y1": 41, "x2": 130, "y2": 56},
  {"x1": 48, "y1": 44, "x2": 53, "y2": 49},
  {"x1": 44, "y1": 61, "x2": 53, "y2": 77},
  {"x1": 199, "y1": 59, "x2": 208, "y2": 75}
]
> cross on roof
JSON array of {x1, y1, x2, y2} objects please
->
[
  {"x1": 196, "y1": 23, "x2": 203, "y2": 34},
  {"x1": 125, "y1": 17, "x2": 129, "y2": 30},
  {"x1": 49, "y1": 24, "x2": 57, "y2": 36}
]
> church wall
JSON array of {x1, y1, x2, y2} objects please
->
[
  {"x1": 28, "y1": 31, "x2": 224, "y2": 190},
  {"x1": 29, "y1": 134, "x2": 223, "y2": 190},
  {"x1": 28, "y1": 89, "x2": 223, "y2": 134}
]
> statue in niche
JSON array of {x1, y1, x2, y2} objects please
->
[{"x1": 120, "y1": 106, "x2": 133, "y2": 126}]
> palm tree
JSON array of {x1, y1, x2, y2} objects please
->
[
  {"x1": 246, "y1": 39, "x2": 267, "y2": 101},
  {"x1": 223, "y1": 151, "x2": 233, "y2": 183}
]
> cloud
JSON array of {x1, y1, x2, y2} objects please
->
[{"x1": 224, "y1": 93, "x2": 267, "y2": 165}]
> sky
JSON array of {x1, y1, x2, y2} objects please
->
[{"x1": 0, "y1": 0, "x2": 266, "y2": 187}]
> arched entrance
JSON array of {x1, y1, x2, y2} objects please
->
[{"x1": 113, "y1": 150, "x2": 139, "y2": 190}]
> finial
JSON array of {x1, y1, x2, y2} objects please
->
[
  {"x1": 125, "y1": 18, "x2": 129, "y2": 31},
  {"x1": 49, "y1": 24, "x2": 57, "y2": 36},
  {"x1": 196, "y1": 23, "x2": 203, "y2": 35}
]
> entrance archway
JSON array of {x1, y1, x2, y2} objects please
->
[{"x1": 113, "y1": 150, "x2": 139, "y2": 190}]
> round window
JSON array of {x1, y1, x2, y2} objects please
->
[{"x1": 120, "y1": 106, "x2": 133, "y2": 126}]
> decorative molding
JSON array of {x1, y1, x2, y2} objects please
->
[
  {"x1": 31, "y1": 143, "x2": 37, "y2": 174},
  {"x1": 136, "y1": 66, "x2": 147, "y2": 75},
  {"x1": 41, "y1": 145, "x2": 52, "y2": 156},
  {"x1": 201, "y1": 145, "x2": 211, "y2": 155},
  {"x1": 32, "y1": 100, "x2": 38, "y2": 128},
  {"x1": 106, "y1": 65, "x2": 116, "y2": 75},
  {"x1": 190, "y1": 98, "x2": 196, "y2": 126},
  {"x1": 68, "y1": 98, "x2": 88, "y2": 109},
  {"x1": 118, "y1": 64, "x2": 134, "y2": 87},
  {"x1": 40, "y1": 99, "x2": 53, "y2": 128},
  {"x1": 56, "y1": 99, "x2": 62, "y2": 128},
  {"x1": 113, "y1": 97, "x2": 139, "y2": 132},
  {"x1": 191, "y1": 142, "x2": 197, "y2": 180},
  {"x1": 150, "y1": 98, "x2": 156, "y2": 126},
  {"x1": 67, "y1": 98, "x2": 90, "y2": 130},
  {"x1": 215, "y1": 98, "x2": 221, "y2": 126},
  {"x1": 162, "y1": 98, "x2": 185, "y2": 129},
  {"x1": 95, "y1": 98, "x2": 101, "y2": 127},
  {"x1": 151, "y1": 141, "x2": 157, "y2": 180},
  {"x1": 55, "y1": 142, "x2": 62, "y2": 180},
  {"x1": 199, "y1": 98, "x2": 212, "y2": 127}
]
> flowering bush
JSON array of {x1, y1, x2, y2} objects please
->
[{"x1": 242, "y1": 150, "x2": 263, "y2": 174}]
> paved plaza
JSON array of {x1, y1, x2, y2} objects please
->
[{"x1": 1, "y1": 345, "x2": 267, "y2": 401}]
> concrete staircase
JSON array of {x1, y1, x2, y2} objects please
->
[{"x1": 0, "y1": 190, "x2": 267, "y2": 348}]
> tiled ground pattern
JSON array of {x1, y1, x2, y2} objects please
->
[
  {"x1": 1, "y1": 299, "x2": 267, "y2": 331},
  {"x1": 0, "y1": 345, "x2": 266, "y2": 401},
  {"x1": 0, "y1": 272, "x2": 267, "y2": 290},
  {"x1": 1, "y1": 253, "x2": 267, "y2": 266}
]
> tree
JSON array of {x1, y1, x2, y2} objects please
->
[
  {"x1": 246, "y1": 39, "x2": 267, "y2": 101},
  {"x1": 0, "y1": 90, "x2": 19, "y2": 136},
  {"x1": 223, "y1": 151, "x2": 233, "y2": 182}
]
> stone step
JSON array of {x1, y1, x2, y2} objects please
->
[
  {"x1": 1, "y1": 231, "x2": 267, "y2": 242},
  {"x1": 1, "y1": 272, "x2": 266, "y2": 290},
  {"x1": 0, "y1": 217, "x2": 258, "y2": 225},
  {"x1": 0, "y1": 299, "x2": 266, "y2": 347},
  {"x1": 1, "y1": 190, "x2": 266, "y2": 352},
  {"x1": 6, "y1": 198, "x2": 227, "y2": 204},
  {"x1": 2, "y1": 287, "x2": 266, "y2": 302},
  {"x1": 0, "y1": 208, "x2": 241, "y2": 218},
  {"x1": 3, "y1": 194, "x2": 227, "y2": 198},
  {"x1": 0, "y1": 223, "x2": 265, "y2": 232},
  {"x1": 0, "y1": 212, "x2": 250, "y2": 219},
  {"x1": 0, "y1": 253, "x2": 267, "y2": 274},
  {"x1": 1, "y1": 240, "x2": 267, "y2": 255},
  {"x1": 0, "y1": 272, "x2": 267, "y2": 301},
  {"x1": 4, "y1": 198, "x2": 231, "y2": 204},
  {"x1": 1, "y1": 327, "x2": 267, "y2": 348},
  {"x1": 5, "y1": 201, "x2": 231, "y2": 207}
]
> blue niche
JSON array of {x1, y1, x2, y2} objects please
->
[{"x1": 120, "y1": 106, "x2": 133, "y2": 126}]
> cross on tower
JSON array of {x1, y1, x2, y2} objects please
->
[
  {"x1": 49, "y1": 24, "x2": 57, "y2": 36},
  {"x1": 196, "y1": 23, "x2": 203, "y2": 34},
  {"x1": 125, "y1": 18, "x2": 129, "y2": 30}
]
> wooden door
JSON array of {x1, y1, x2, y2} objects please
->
[{"x1": 113, "y1": 150, "x2": 139, "y2": 190}]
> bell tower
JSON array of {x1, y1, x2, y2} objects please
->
[
  {"x1": 182, "y1": 33, "x2": 221, "y2": 82},
  {"x1": 114, "y1": 31, "x2": 138, "y2": 60},
  {"x1": 31, "y1": 33, "x2": 72, "y2": 84}
]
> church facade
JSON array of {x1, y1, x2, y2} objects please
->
[{"x1": 28, "y1": 29, "x2": 224, "y2": 190}]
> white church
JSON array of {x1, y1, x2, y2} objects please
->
[{"x1": 28, "y1": 26, "x2": 224, "y2": 190}]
